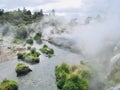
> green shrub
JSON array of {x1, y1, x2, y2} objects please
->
[
  {"x1": 17, "y1": 48, "x2": 40, "y2": 64},
  {"x1": 62, "y1": 81, "x2": 79, "y2": 90},
  {"x1": 40, "y1": 47, "x2": 46, "y2": 53},
  {"x1": 68, "y1": 74, "x2": 81, "y2": 83},
  {"x1": 32, "y1": 56, "x2": 40, "y2": 63},
  {"x1": 55, "y1": 66, "x2": 63, "y2": 80},
  {"x1": 26, "y1": 38, "x2": 33, "y2": 45},
  {"x1": 55, "y1": 63, "x2": 71, "y2": 89},
  {"x1": 22, "y1": 53, "x2": 40, "y2": 64},
  {"x1": 63, "y1": 77, "x2": 88, "y2": 90},
  {"x1": 31, "y1": 48, "x2": 36, "y2": 54},
  {"x1": 17, "y1": 52, "x2": 25, "y2": 59},
  {"x1": 30, "y1": 48, "x2": 40, "y2": 56},
  {"x1": 34, "y1": 32, "x2": 42, "y2": 44},
  {"x1": 13, "y1": 38, "x2": 23, "y2": 44},
  {"x1": 67, "y1": 74, "x2": 88, "y2": 90},
  {"x1": 34, "y1": 32, "x2": 42, "y2": 40},
  {"x1": 27, "y1": 46, "x2": 31, "y2": 50},
  {"x1": 60, "y1": 63, "x2": 71, "y2": 74},
  {"x1": 81, "y1": 68, "x2": 91, "y2": 79},
  {"x1": 15, "y1": 63, "x2": 26, "y2": 71},
  {"x1": 78, "y1": 78, "x2": 89, "y2": 90},
  {"x1": 0, "y1": 79, "x2": 18, "y2": 90},
  {"x1": 23, "y1": 54, "x2": 32, "y2": 62},
  {"x1": 71, "y1": 65, "x2": 78, "y2": 72},
  {"x1": 40, "y1": 45, "x2": 54, "y2": 57},
  {"x1": 56, "y1": 72, "x2": 67, "y2": 89},
  {"x1": 55, "y1": 63, "x2": 71, "y2": 81},
  {"x1": 55, "y1": 63, "x2": 90, "y2": 90}
]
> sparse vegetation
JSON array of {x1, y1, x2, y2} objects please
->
[
  {"x1": 55, "y1": 63, "x2": 90, "y2": 90},
  {"x1": 34, "y1": 32, "x2": 42, "y2": 44},
  {"x1": 0, "y1": 79, "x2": 18, "y2": 90},
  {"x1": 12, "y1": 38, "x2": 24, "y2": 44},
  {"x1": 17, "y1": 52, "x2": 25, "y2": 59},
  {"x1": 17, "y1": 48, "x2": 40, "y2": 64},
  {"x1": 26, "y1": 38, "x2": 33, "y2": 45}
]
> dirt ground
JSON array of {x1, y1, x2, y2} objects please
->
[
  {"x1": 0, "y1": 48, "x2": 16, "y2": 63},
  {"x1": 0, "y1": 46, "x2": 26, "y2": 63}
]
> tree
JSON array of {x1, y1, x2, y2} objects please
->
[
  {"x1": 40, "y1": 9, "x2": 44, "y2": 16},
  {"x1": 23, "y1": 7, "x2": 27, "y2": 14},
  {"x1": 33, "y1": 9, "x2": 44, "y2": 19},
  {"x1": 26, "y1": 10, "x2": 31, "y2": 15},
  {"x1": 18, "y1": 8, "x2": 21, "y2": 12},
  {"x1": 0, "y1": 9, "x2": 4, "y2": 15}
]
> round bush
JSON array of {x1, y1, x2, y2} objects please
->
[
  {"x1": 26, "y1": 38, "x2": 33, "y2": 45},
  {"x1": 0, "y1": 79, "x2": 18, "y2": 90},
  {"x1": 62, "y1": 81, "x2": 79, "y2": 90}
]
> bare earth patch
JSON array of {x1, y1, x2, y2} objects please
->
[
  {"x1": 0, "y1": 48, "x2": 16, "y2": 63},
  {"x1": 0, "y1": 46, "x2": 26, "y2": 63}
]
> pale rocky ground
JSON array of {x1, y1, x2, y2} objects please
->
[
  {"x1": 0, "y1": 48, "x2": 15, "y2": 63},
  {"x1": 0, "y1": 46, "x2": 26, "y2": 63}
]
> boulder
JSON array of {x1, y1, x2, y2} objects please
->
[{"x1": 15, "y1": 63, "x2": 32, "y2": 76}]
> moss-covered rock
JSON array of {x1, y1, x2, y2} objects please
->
[
  {"x1": 15, "y1": 63, "x2": 32, "y2": 76},
  {"x1": 55, "y1": 63, "x2": 90, "y2": 90},
  {"x1": 26, "y1": 38, "x2": 33, "y2": 45},
  {"x1": 40, "y1": 45, "x2": 54, "y2": 58},
  {"x1": 17, "y1": 48, "x2": 40, "y2": 64},
  {"x1": 0, "y1": 79, "x2": 18, "y2": 90},
  {"x1": 17, "y1": 52, "x2": 25, "y2": 59},
  {"x1": 31, "y1": 56, "x2": 39, "y2": 63},
  {"x1": 23, "y1": 53, "x2": 40, "y2": 64}
]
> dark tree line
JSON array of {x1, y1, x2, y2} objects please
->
[
  {"x1": 0, "y1": 9, "x2": 4, "y2": 15},
  {"x1": 0, "y1": 8, "x2": 44, "y2": 25}
]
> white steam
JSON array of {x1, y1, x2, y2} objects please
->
[{"x1": 0, "y1": 0, "x2": 120, "y2": 90}]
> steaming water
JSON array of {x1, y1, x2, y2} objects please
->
[
  {"x1": 1, "y1": 22, "x2": 120, "y2": 90},
  {"x1": 1, "y1": 18, "x2": 120, "y2": 90},
  {"x1": 1, "y1": 0, "x2": 120, "y2": 89},
  {"x1": 0, "y1": 40, "x2": 120, "y2": 90},
  {"x1": 108, "y1": 84, "x2": 120, "y2": 90},
  {"x1": 0, "y1": 42, "x2": 82, "y2": 90}
]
